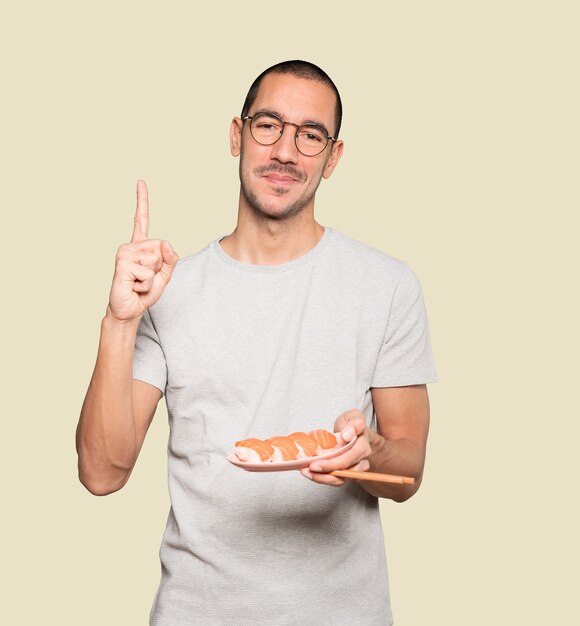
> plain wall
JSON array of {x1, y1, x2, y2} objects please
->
[{"x1": 2, "y1": 1, "x2": 578, "y2": 624}]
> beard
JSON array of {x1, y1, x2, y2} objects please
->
[{"x1": 239, "y1": 157, "x2": 323, "y2": 221}]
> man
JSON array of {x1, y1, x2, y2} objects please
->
[{"x1": 77, "y1": 60, "x2": 437, "y2": 625}]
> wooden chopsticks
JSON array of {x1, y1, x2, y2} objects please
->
[{"x1": 329, "y1": 469, "x2": 415, "y2": 484}]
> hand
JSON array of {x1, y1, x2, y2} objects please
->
[
  {"x1": 107, "y1": 180, "x2": 179, "y2": 323},
  {"x1": 300, "y1": 409, "x2": 372, "y2": 487}
]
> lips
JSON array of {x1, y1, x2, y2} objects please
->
[
  {"x1": 254, "y1": 164, "x2": 305, "y2": 183},
  {"x1": 264, "y1": 174, "x2": 297, "y2": 184}
]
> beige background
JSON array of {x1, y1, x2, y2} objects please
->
[{"x1": 2, "y1": 1, "x2": 578, "y2": 624}]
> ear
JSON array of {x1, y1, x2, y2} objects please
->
[
  {"x1": 322, "y1": 140, "x2": 344, "y2": 179},
  {"x1": 230, "y1": 117, "x2": 243, "y2": 157}
]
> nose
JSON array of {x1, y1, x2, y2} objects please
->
[{"x1": 269, "y1": 122, "x2": 299, "y2": 164}]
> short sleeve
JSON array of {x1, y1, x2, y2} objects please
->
[
  {"x1": 132, "y1": 308, "x2": 167, "y2": 395},
  {"x1": 371, "y1": 265, "x2": 437, "y2": 387}
]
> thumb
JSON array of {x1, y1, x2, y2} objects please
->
[
  {"x1": 337, "y1": 409, "x2": 366, "y2": 442},
  {"x1": 159, "y1": 240, "x2": 179, "y2": 281}
]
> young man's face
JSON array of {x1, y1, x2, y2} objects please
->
[{"x1": 230, "y1": 73, "x2": 344, "y2": 221}]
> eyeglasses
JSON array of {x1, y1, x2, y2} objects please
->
[{"x1": 242, "y1": 112, "x2": 336, "y2": 157}]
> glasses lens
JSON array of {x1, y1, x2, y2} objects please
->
[
  {"x1": 250, "y1": 114, "x2": 283, "y2": 145},
  {"x1": 296, "y1": 125, "x2": 328, "y2": 156}
]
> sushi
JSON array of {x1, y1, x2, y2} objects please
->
[
  {"x1": 267, "y1": 436, "x2": 300, "y2": 461},
  {"x1": 308, "y1": 429, "x2": 338, "y2": 453},
  {"x1": 234, "y1": 429, "x2": 339, "y2": 463},
  {"x1": 234, "y1": 438, "x2": 275, "y2": 463},
  {"x1": 288, "y1": 432, "x2": 319, "y2": 457}
]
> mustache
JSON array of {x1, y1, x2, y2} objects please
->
[{"x1": 254, "y1": 164, "x2": 306, "y2": 182}]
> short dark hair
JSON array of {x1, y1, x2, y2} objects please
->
[{"x1": 241, "y1": 60, "x2": 343, "y2": 139}]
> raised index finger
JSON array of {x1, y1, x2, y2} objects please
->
[{"x1": 131, "y1": 179, "x2": 149, "y2": 242}]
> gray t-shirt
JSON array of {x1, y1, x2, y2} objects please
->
[{"x1": 133, "y1": 226, "x2": 437, "y2": 626}]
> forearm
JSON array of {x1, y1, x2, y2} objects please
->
[
  {"x1": 361, "y1": 429, "x2": 426, "y2": 501},
  {"x1": 76, "y1": 311, "x2": 141, "y2": 495}
]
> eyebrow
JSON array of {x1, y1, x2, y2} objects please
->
[{"x1": 253, "y1": 109, "x2": 331, "y2": 137}]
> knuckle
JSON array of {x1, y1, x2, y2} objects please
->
[
  {"x1": 136, "y1": 253, "x2": 154, "y2": 266},
  {"x1": 116, "y1": 258, "x2": 129, "y2": 272},
  {"x1": 116, "y1": 244, "x2": 129, "y2": 260}
]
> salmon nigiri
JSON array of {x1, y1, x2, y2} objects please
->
[
  {"x1": 308, "y1": 429, "x2": 338, "y2": 454},
  {"x1": 267, "y1": 436, "x2": 300, "y2": 461},
  {"x1": 288, "y1": 432, "x2": 319, "y2": 458},
  {"x1": 235, "y1": 438, "x2": 275, "y2": 463}
]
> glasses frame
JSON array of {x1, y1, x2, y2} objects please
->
[{"x1": 241, "y1": 113, "x2": 337, "y2": 157}]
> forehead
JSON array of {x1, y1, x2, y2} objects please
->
[{"x1": 250, "y1": 73, "x2": 337, "y2": 132}]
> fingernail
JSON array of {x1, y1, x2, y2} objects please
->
[
  {"x1": 302, "y1": 469, "x2": 313, "y2": 479},
  {"x1": 310, "y1": 464, "x2": 322, "y2": 472},
  {"x1": 343, "y1": 427, "x2": 355, "y2": 441}
]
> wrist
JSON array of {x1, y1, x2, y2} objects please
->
[
  {"x1": 103, "y1": 307, "x2": 142, "y2": 332},
  {"x1": 367, "y1": 430, "x2": 394, "y2": 473},
  {"x1": 367, "y1": 427, "x2": 384, "y2": 451}
]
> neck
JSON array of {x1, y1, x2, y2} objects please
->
[{"x1": 219, "y1": 194, "x2": 324, "y2": 265}]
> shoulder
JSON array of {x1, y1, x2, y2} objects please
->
[
  {"x1": 147, "y1": 238, "x2": 217, "y2": 315},
  {"x1": 162, "y1": 238, "x2": 223, "y2": 291},
  {"x1": 172, "y1": 242, "x2": 214, "y2": 277},
  {"x1": 324, "y1": 227, "x2": 413, "y2": 286}
]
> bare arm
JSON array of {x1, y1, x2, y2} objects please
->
[
  {"x1": 76, "y1": 180, "x2": 178, "y2": 496},
  {"x1": 362, "y1": 385, "x2": 430, "y2": 500},
  {"x1": 301, "y1": 385, "x2": 430, "y2": 502},
  {"x1": 76, "y1": 318, "x2": 162, "y2": 495}
]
